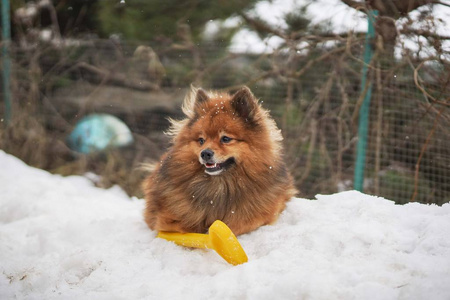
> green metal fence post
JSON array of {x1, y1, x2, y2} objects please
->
[
  {"x1": 2, "y1": 0, "x2": 12, "y2": 125},
  {"x1": 354, "y1": 10, "x2": 378, "y2": 192}
]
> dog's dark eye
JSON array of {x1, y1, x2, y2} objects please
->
[
  {"x1": 198, "y1": 138, "x2": 205, "y2": 145},
  {"x1": 221, "y1": 136, "x2": 232, "y2": 143}
]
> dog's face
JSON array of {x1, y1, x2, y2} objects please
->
[
  {"x1": 176, "y1": 87, "x2": 266, "y2": 176},
  {"x1": 196, "y1": 132, "x2": 237, "y2": 175},
  {"x1": 195, "y1": 126, "x2": 240, "y2": 176}
]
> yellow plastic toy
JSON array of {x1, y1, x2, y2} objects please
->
[{"x1": 157, "y1": 220, "x2": 248, "y2": 265}]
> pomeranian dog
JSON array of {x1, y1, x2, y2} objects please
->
[{"x1": 143, "y1": 86, "x2": 297, "y2": 235}]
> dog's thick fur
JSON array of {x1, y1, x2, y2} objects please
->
[{"x1": 143, "y1": 86, "x2": 297, "y2": 235}]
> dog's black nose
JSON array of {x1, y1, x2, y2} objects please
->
[{"x1": 201, "y1": 149, "x2": 214, "y2": 161}]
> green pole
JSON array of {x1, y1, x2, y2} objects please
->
[
  {"x1": 2, "y1": 0, "x2": 12, "y2": 125},
  {"x1": 354, "y1": 10, "x2": 378, "y2": 192}
]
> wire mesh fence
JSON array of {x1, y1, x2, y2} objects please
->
[{"x1": 1, "y1": 37, "x2": 449, "y2": 204}]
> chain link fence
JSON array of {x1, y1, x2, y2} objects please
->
[{"x1": 1, "y1": 38, "x2": 449, "y2": 204}]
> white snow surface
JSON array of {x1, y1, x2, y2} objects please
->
[{"x1": 1, "y1": 150, "x2": 450, "y2": 300}]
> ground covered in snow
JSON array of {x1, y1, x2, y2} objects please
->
[{"x1": 1, "y1": 150, "x2": 449, "y2": 299}]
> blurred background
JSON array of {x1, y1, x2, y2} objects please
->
[{"x1": 1, "y1": 0, "x2": 449, "y2": 204}]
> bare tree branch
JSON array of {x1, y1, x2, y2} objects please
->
[
  {"x1": 432, "y1": 1, "x2": 450, "y2": 8},
  {"x1": 340, "y1": 0, "x2": 367, "y2": 11},
  {"x1": 77, "y1": 62, "x2": 160, "y2": 91},
  {"x1": 401, "y1": 28, "x2": 450, "y2": 40},
  {"x1": 239, "y1": 13, "x2": 287, "y2": 39}
]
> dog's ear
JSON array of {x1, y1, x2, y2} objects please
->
[
  {"x1": 231, "y1": 86, "x2": 258, "y2": 120},
  {"x1": 195, "y1": 89, "x2": 209, "y2": 106},
  {"x1": 182, "y1": 86, "x2": 209, "y2": 118}
]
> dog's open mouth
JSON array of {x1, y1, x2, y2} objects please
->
[{"x1": 204, "y1": 158, "x2": 235, "y2": 175}]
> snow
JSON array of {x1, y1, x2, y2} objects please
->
[{"x1": 1, "y1": 150, "x2": 450, "y2": 300}]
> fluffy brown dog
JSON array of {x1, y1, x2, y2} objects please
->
[{"x1": 143, "y1": 86, "x2": 297, "y2": 235}]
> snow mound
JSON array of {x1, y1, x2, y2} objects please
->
[{"x1": 1, "y1": 150, "x2": 449, "y2": 299}]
